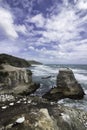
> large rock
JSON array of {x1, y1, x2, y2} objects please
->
[
  {"x1": 0, "y1": 96, "x2": 87, "y2": 130},
  {"x1": 0, "y1": 64, "x2": 40, "y2": 95},
  {"x1": 43, "y1": 68, "x2": 85, "y2": 101}
]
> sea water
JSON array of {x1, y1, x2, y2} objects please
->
[{"x1": 30, "y1": 64, "x2": 87, "y2": 111}]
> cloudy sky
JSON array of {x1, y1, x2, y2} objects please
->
[{"x1": 0, "y1": 0, "x2": 87, "y2": 64}]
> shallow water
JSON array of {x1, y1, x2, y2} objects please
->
[{"x1": 30, "y1": 64, "x2": 87, "y2": 111}]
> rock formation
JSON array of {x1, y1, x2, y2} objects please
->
[
  {"x1": 0, "y1": 64, "x2": 40, "y2": 95},
  {"x1": 0, "y1": 96, "x2": 87, "y2": 130},
  {"x1": 43, "y1": 68, "x2": 85, "y2": 101}
]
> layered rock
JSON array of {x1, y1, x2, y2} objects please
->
[
  {"x1": 0, "y1": 96, "x2": 87, "y2": 130},
  {"x1": 43, "y1": 68, "x2": 85, "y2": 101},
  {"x1": 0, "y1": 64, "x2": 40, "y2": 95}
]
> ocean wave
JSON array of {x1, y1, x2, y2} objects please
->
[
  {"x1": 75, "y1": 73, "x2": 87, "y2": 83},
  {"x1": 31, "y1": 64, "x2": 87, "y2": 111},
  {"x1": 58, "y1": 98, "x2": 87, "y2": 111},
  {"x1": 72, "y1": 68, "x2": 87, "y2": 74},
  {"x1": 30, "y1": 65, "x2": 58, "y2": 76}
]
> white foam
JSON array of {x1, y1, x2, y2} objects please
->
[
  {"x1": 73, "y1": 68, "x2": 87, "y2": 74},
  {"x1": 30, "y1": 65, "x2": 58, "y2": 76},
  {"x1": 57, "y1": 99, "x2": 65, "y2": 104},
  {"x1": 75, "y1": 73, "x2": 87, "y2": 83},
  {"x1": 84, "y1": 90, "x2": 87, "y2": 95}
]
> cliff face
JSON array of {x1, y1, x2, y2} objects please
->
[
  {"x1": 0, "y1": 65, "x2": 32, "y2": 87},
  {"x1": 56, "y1": 68, "x2": 85, "y2": 98},
  {"x1": 43, "y1": 68, "x2": 85, "y2": 101},
  {"x1": 0, "y1": 64, "x2": 39, "y2": 95}
]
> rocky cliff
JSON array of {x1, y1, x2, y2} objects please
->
[
  {"x1": 0, "y1": 64, "x2": 40, "y2": 95},
  {"x1": 43, "y1": 68, "x2": 85, "y2": 101}
]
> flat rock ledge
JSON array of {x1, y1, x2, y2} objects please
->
[
  {"x1": 43, "y1": 68, "x2": 85, "y2": 101},
  {"x1": 0, "y1": 96, "x2": 87, "y2": 130}
]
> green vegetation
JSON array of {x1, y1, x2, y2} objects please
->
[
  {"x1": 28, "y1": 60, "x2": 42, "y2": 65},
  {"x1": 0, "y1": 54, "x2": 30, "y2": 67}
]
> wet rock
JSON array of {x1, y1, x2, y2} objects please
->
[
  {"x1": 43, "y1": 68, "x2": 85, "y2": 101},
  {"x1": 18, "y1": 83, "x2": 40, "y2": 96}
]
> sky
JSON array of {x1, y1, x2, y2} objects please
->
[{"x1": 0, "y1": 0, "x2": 87, "y2": 64}]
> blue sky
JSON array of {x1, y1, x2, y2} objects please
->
[{"x1": 0, "y1": 0, "x2": 87, "y2": 64}]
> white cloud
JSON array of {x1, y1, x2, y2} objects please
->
[
  {"x1": 28, "y1": 14, "x2": 45, "y2": 27},
  {"x1": 28, "y1": 46, "x2": 35, "y2": 50},
  {"x1": 15, "y1": 25, "x2": 27, "y2": 34},
  {"x1": 0, "y1": 7, "x2": 18, "y2": 39},
  {"x1": 0, "y1": 7, "x2": 28, "y2": 39},
  {"x1": 28, "y1": 7, "x2": 82, "y2": 44},
  {"x1": 0, "y1": 0, "x2": 87, "y2": 64},
  {"x1": 77, "y1": 0, "x2": 87, "y2": 10},
  {"x1": 24, "y1": 4, "x2": 87, "y2": 63},
  {"x1": 63, "y1": 0, "x2": 69, "y2": 6},
  {"x1": 0, "y1": 41, "x2": 20, "y2": 54}
]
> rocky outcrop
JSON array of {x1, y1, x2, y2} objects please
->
[
  {"x1": 0, "y1": 64, "x2": 40, "y2": 95},
  {"x1": 0, "y1": 96, "x2": 87, "y2": 130},
  {"x1": 43, "y1": 68, "x2": 85, "y2": 101}
]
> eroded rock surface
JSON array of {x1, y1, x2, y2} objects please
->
[
  {"x1": 43, "y1": 68, "x2": 85, "y2": 101},
  {"x1": 0, "y1": 96, "x2": 87, "y2": 130}
]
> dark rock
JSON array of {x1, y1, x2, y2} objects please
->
[
  {"x1": 19, "y1": 83, "x2": 40, "y2": 96},
  {"x1": 41, "y1": 76, "x2": 51, "y2": 79},
  {"x1": 43, "y1": 68, "x2": 85, "y2": 101}
]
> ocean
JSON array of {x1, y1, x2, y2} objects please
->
[{"x1": 30, "y1": 64, "x2": 87, "y2": 111}]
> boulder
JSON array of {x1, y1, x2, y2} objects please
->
[
  {"x1": 0, "y1": 64, "x2": 40, "y2": 95},
  {"x1": 43, "y1": 68, "x2": 85, "y2": 101}
]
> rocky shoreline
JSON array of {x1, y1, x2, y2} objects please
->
[
  {"x1": 0, "y1": 95, "x2": 87, "y2": 130},
  {"x1": 0, "y1": 54, "x2": 86, "y2": 130}
]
